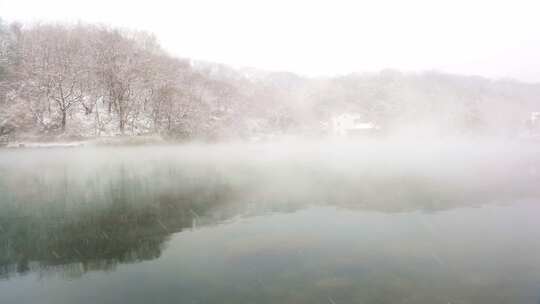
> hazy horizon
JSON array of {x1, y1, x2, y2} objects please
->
[{"x1": 2, "y1": 0, "x2": 540, "y2": 82}]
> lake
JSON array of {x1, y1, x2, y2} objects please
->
[{"x1": 1, "y1": 142, "x2": 540, "y2": 304}]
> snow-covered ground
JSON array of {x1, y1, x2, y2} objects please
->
[
  {"x1": 3, "y1": 135, "x2": 167, "y2": 148},
  {"x1": 5, "y1": 141, "x2": 88, "y2": 148}
]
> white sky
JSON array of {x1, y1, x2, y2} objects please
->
[{"x1": 1, "y1": 0, "x2": 540, "y2": 82}]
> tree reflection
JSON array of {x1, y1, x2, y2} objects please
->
[
  {"x1": 0, "y1": 166, "x2": 238, "y2": 279},
  {"x1": 1, "y1": 146, "x2": 539, "y2": 280}
]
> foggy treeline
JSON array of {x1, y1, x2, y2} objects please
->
[{"x1": 1, "y1": 19, "x2": 539, "y2": 142}]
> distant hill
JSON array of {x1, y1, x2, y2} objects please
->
[{"x1": 1, "y1": 20, "x2": 539, "y2": 143}]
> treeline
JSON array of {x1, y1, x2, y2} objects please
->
[
  {"x1": 1, "y1": 19, "x2": 540, "y2": 142},
  {"x1": 0, "y1": 20, "x2": 248, "y2": 141}
]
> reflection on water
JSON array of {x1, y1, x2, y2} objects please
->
[{"x1": 1, "y1": 143, "x2": 540, "y2": 303}]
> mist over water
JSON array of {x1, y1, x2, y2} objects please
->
[
  {"x1": 2, "y1": 139, "x2": 540, "y2": 214},
  {"x1": 1, "y1": 140, "x2": 540, "y2": 303}
]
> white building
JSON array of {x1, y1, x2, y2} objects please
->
[
  {"x1": 531, "y1": 112, "x2": 540, "y2": 123},
  {"x1": 526, "y1": 112, "x2": 540, "y2": 138},
  {"x1": 330, "y1": 113, "x2": 379, "y2": 137}
]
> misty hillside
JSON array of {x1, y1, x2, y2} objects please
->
[{"x1": 1, "y1": 20, "x2": 540, "y2": 143}]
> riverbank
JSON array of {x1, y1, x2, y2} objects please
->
[{"x1": 2, "y1": 135, "x2": 169, "y2": 149}]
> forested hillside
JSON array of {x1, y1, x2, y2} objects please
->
[{"x1": 1, "y1": 19, "x2": 539, "y2": 142}]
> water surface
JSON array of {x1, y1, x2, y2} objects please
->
[{"x1": 1, "y1": 143, "x2": 540, "y2": 304}]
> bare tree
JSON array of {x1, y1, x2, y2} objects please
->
[{"x1": 18, "y1": 24, "x2": 91, "y2": 132}]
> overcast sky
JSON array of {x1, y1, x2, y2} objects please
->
[{"x1": 1, "y1": 0, "x2": 539, "y2": 82}]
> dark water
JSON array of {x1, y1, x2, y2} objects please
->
[{"x1": 1, "y1": 143, "x2": 540, "y2": 304}]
